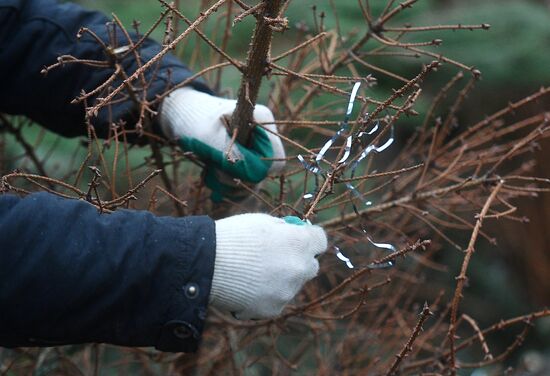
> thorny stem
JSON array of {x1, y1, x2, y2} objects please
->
[
  {"x1": 5, "y1": 1, "x2": 550, "y2": 373},
  {"x1": 376, "y1": 0, "x2": 419, "y2": 28},
  {"x1": 103, "y1": 169, "x2": 161, "y2": 208},
  {"x1": 445, "y1": 86, "x2": 550, "y2": 155},
  {"x1": 0, "y1": 116, "x2": 49, "y2": 179},
  {"x1": 385, "y1": 302, "x2": 433, "y2": 375},
  {"x1": 457, "y1": 322, "x2": 531, "y2": 369},
  {"x1": 383, "y1": 23, "x2": 490, "y2": 32},
  {"x1": 372, "y1": 239, "x2": 430, "y2": 266},
  {"x1": 366, "y1": 60, "x2": 439, "y2": 127},
  {"x1": 404, "y1": 310, "x2": 550, "y2": 372},
  {"x1": 86, "y1": 0, "x2": 226, "y2": 117},
  {"x1": 230, "y1": 0, "x2": 285, "y2": 146},
  {"x1": 158, "y1": 0, "x2": 243, "y2": 71},
  {"x1": 209, "y1": 240, "x2": 428, "y2": 329},
  {"x1": 319, "y1": 176, "x2": 505, "y2": 228},
  {"x1": 302, "y1": 61, "x2": 432, "y2": 220},
  {"x1": 447, "y1": 180, "x2": 503, "y2": 374}
]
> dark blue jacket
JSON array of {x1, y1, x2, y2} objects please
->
[{"x1": 0, "y1": 0, "x2": 216, "y2": 352}]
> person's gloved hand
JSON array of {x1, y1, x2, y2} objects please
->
[
  {"x1": 210, "y1": 214, "x2": 327, "y2": 319},
  {"x1": 159, "y1": 87, "x2": 286, "y2": 202}
]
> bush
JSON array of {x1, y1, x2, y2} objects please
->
[{"x1": 1, "y1": 0, "x2": 550, "y2": 374}]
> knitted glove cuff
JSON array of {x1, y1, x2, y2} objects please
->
[{"x1": 210, "y1": 219, "x2": 263, "y2": 313}]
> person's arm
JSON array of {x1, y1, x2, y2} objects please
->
[
  {"x1": 0, "y1": 0, "x2": 286, "y2": 200},
  {"x1": 0, "y1": 192, "x2": 327, "y2": 351},
  {"x1": 0, "y1": 1, "x2": 326, "y2": 351},
  {"x1": 0, "y1": 192, "x2": 216, "y2": 352},
  {"x1": 0, "y1": 0, "x2": 211, "y2": 138}
]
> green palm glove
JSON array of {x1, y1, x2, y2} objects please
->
[
  {"x1": 179, "y1": 127, "x2": 273, "y2": 202},
  {"x1": 159, "y1": 87, "x2": 286, "y2": 201}
]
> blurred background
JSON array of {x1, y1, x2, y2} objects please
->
[
  {"x1": 83, "y1": 0, "x2": 550, "y2": 328},
  {"x1": 2, "y1": 0, "x2": 550, "y2": 374},
  {"x1": 85, "y1": 1, "x2": 550, "y2": 373},
  {"x1": 78, "y1": 0, "x2": 550, "y2": 373}
]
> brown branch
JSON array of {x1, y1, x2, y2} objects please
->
[
  {"x1": 404, "y1": 310, "x2": 550, "y2": 371},
  {"x1": 0, "y1": 116, "x2": 48, "y2": 178},
  {"x1": 386, "y1": 302, "x2": 433, "y2": 375},
  {"x1": 383, "y1": 23, "x2": 490, "y2": 32},
  {"x1": 447, "y1": 180, "x2": 503, "y2": 375},
  {"x1": 372, "y1": 239, "x2": 430, "y2": 266},
  {"x1": 319, "y1": 176, "x2": 501, "y2": 228},
  {"x1": 459, "y1": 321, "x2": 531, "y2": 369},
  {"x1": 86, "y1": 0, "x2": 226, "y2": 117},
  {"x1": 376, "y1": 0, "x2": 419, "y2": 28},
  {"x1": 461, "y1": 314, "x2": 492, "y2": 361},
  {"x1": 230, "y1": 0, "x2": 285, "y2": 145}
]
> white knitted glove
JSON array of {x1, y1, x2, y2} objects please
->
[
  {"x1": 211, "y1": 214, "x2": 327, "y2": 319},
  {"x1": 159, "y1": 87, "x2": 285, "y2": 201}
]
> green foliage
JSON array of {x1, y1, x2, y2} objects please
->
[
  {"x1": 422, "y1": 1, "x2": 550, "y2": 90},
  {"x1": 76, "y1": 0, "x2": 550, "y2": 118}
]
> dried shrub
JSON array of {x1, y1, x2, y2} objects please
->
[{"x1": 1, "y1": 0, "x2": 549, "y2": 374}]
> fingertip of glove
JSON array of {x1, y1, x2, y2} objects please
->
[
  {"x1": 283, "y1": 222, "x2": 328, "y2": 256},
  {"x1": 308, "y1": 225, "x2": 328, "y2": 256},
  {"x1": 253, "y1": 104, "x2": 275, "y2": 123},
  {"x1": 308, "y1": 257, "x2": 320, "y2": 279}
]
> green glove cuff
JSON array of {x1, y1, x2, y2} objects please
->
[
  {"x1": 204, "y1": 168, "x2": 249, "y2": 203},
  {"x1": 283, "y1": 216, "x2": 312, "y2": 226},
  {"x1": 179, "y1": 127, "x2": 274, "y2": 201}
]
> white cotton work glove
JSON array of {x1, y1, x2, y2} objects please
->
[
  {"x1": 159, "y1": 87, "x2": 286, "y2": 202},
  {"x1": 210, "y1": 214, "x2": 327, "y2": 319}
]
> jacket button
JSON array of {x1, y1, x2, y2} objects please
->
[
  {"x1": 184, "y1": 283, "x2": 199, "y2": 299},
  {"x1": 173, "y1": 325, "x2": 192, "y2": 339}
]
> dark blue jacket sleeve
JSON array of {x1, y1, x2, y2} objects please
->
[
  {"x1": 0, "y1": 0, "x2": 212, "y2": 139},
  {"x1": 0, "y1": 192, "x2": 216, "y2": 352}
]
